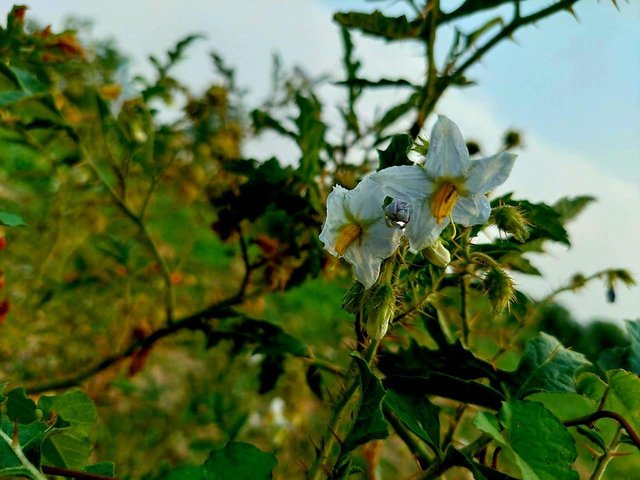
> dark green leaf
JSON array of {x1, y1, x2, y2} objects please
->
[
  {"x1": 0, "y1": 90, "x2": 33, "y2": 107},
  {"x1": 334, "y1": 11, "x2": 421, "y2": 41},
  {"x1": 598, "y1": 319, "x2": 640, "y2": 373},
  {"x1": 335, "y1": 78, "x2": 416, "y2": 89},
  {"x1": 384, "y1": 391, "x2": 440, "y2": 454},
  {"x1": 441, "y1": 446, "x2": 517, "y2": 480},
  {"x1": 6, "y1": 388, "x2": 38, "y2": 424},
  {"x1": 553, "y1": 196, "x2": 596, "y2": 223},
  {"x1": 294, "y1": 93, "x2": 326, "y2": 181},
  {"x1": 508, "y1": 333, "x2": 590, "y2": 398},
  {"x1": 474, "y1": 400, "x2": 578, "y2": 480},
  {"x1": 377, "y1": 134, "x2": 412, "y2": 170},
  {"x1": 341, "y1": 355, "x2": 389, "y2": 454}
]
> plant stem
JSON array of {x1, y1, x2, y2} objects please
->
[
  {"x1": 0, "y1": 429, "x2": 47, "y2": 480},
  {"x1": 589, "y1": 426, "x2": 623, "y2": 480},
  {"x1": 307, "y1": 340, "x2": 380, "y2": 480}
]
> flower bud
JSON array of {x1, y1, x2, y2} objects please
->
[
  {"x1": 364, "y1": 284, "x2": 395, "y2": 340},
  {"x1": 423, "y1": 240, "x2": 451, "y2": 268},
  {"x1": 483, "y1": 266, "x2": 516, "y2": 313},
  {"x1": 490, "y1": 205, "x2": 529, "y2": 242}
]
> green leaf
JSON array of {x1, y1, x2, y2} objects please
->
[
  {"x1": 553, "y1": 195, "x2": 596, "y2": 223},
  {"x1": 0, "y1": 210, "x2": 26, "y2": 227},
  {"x1": 341, "y1": 355, "x2": 389, "y2": 454},
  {"x1": 474, "y1": 400, "x2": 578, "y2": 480},
  {"x1": 442, "y1": 445, "x2": 517, "y2": 480},
  {"x1": 384, "y1": 391, "x2": 440, "y2": 454},
  {"x1": 1, "y1": 418, "x2": 47, "y2": 455},
  {"x1": 39, "y1": 390, "x2": 97, "y2": 469},
  {"x1": 377, "y1": 134, "x2": 412, "y2": 171},
  {"x1": 604, "y1": 369, "x2": 640, "y2": 437},
  {"x1": 375, "y1": 91, "x2": 419, "y2": 134},
  {"x1": 508, "y1": 333, "x2": 590, "y2": 398},
  {"x1": 335, "y1": 78, "x2": 416, "y2": 89},
  {"x1": 6, "y1": 388, "x2": 38, "y2": 424},
  {"x1": 334, "y1": 11, "x2": 421, "y2": 41},
  {"x1": 163, "y1": 442, "x2": 277, "y2": 480}
]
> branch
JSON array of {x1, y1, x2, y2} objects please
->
[
  {"x1": 26, "y1": 295, "x2": 242, "y2": 394},
  {"x1": 42, "y1": 465, "x2": 120, "y2": 480},
  {"x1": 564, "y1": 410, "x2": 640, "y2": 450}
]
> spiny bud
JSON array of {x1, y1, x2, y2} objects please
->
[
  {"x1": 364, "y1": 284, "x2": 395, "y2": 340},
  {"x1": 483, "y1": 266, "x2": 516, "y2": 313},
  {"x1": 342, "y1": 281, "x2": 365, "y2": 314},
  {"x1": 423, "y1": 240, "x2": 451, "y2": 268},
  {"x1": 491, "y1": 205, "x2": 529, "y2": 242}
]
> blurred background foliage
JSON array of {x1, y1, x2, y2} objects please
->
[{"x1": 0, "y1": 2, "x2": 637, "y2": 479}]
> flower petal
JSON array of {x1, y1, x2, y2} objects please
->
[
  {"x1": 346, "y1": 175, "x2": 388, "y2": 221},
  {"x1": 370, "y1": 165, "x2": 432, "y2": 203},
  {"x1": 319, "y1": 185, "x2": 350, "y2": 256},
  {"x1": 464, "y1": 152, "x2": 517, "y2": 194},
  {"x1": 405, "y1": 197, "x2": 447, "y2": 252},
  {"x1": 425, "y1": 115, "x2": 470, "y2": 179},
  {"x1": 343, "y1": 219, "x2": 402, "y2": 288},
  {"x1": 452, "y1": 195, "x2": 491, "y2": 226}
]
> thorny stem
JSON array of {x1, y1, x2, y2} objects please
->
[
  {"x1": 589, "y1": 426, "x2": 623, "y2": 480},
  {"x1": 307, "y1": 339, "x2": 381, "y2": 480},
  {"x1": 564, "y1": 410, "x2": 640, "y2": 450},
  {"x1": 0, "y1": 428, "x2": 47, "y2": 480},
  {"x1": 460, "y1": 270, "x2": 470, "y2": 345}
]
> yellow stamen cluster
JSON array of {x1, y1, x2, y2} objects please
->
[
  {"x1": 430, "y1": 181, "x2": 459, "y2": 224},
  {"x1": 335, "y1": 223, "x2": 362, "y2": 256}
]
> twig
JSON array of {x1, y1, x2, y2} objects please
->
[
  {"x1": 564, "y1": 410, "x2": 640, "y2": 450},
  {"x1": 26, "y1": 295, "x2": 242, "y2": 394},
  {"x1": 42, "y1": 465, "x2": 121, "y2": 480}
]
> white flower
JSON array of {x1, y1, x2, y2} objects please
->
[
  {"x1": 373, "y1": 115, "x2": 517, "y2": 252},
  {"x1": 319, "y1": 175, "x2": 403, "y2": 288}
]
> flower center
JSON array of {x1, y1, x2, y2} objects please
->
[
  {"x1": 430, "y1": 181, "x2": 458, "y2": 224},
  {"x1": 335, "y1": 223, "x2": 362, "y2": 256}
]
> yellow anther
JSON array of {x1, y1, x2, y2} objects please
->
[
  {"x1": 431, "y1": 182, "x2": 459, "y2": 224},
  {"x1": 335, "y1": 223, "x2": 362, "y2": 256}
]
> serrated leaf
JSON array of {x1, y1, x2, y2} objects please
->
[
  {"x1": 335, "y1": 77, "x2": 416, "y2": 89},
  {"x1": 163, "y1": 442, "x2": 276, "y2": 480},
  {"x1": 334, "y1": 11, "x2": 421, "y2": 41},
  {"x1": 553, "y1": 195, "x2": 595, "y2": 223},
  {"x1": 6, "y1": 388, "x2": 38, "y2": 424},
  {"x1": 474, "y1": 400, "x2": 578, "y2": 480},
  {"x1": 383, "y1": 391, "x2": 440, "y2": 454},
  {"x1": 0, "y1": 210, "x2": 26, "y2": 227},
  {"x1": 377, "y1": 134, "x2": 412, "y2": 171},
  {"x1": 509, "y1": 333, "x2": 590, "y2": 398},
  {"x1": 342, "y1": 355, "x2": 389, "y2": 454}
]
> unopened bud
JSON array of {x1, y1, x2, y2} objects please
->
[
  {"x1": 569, "y1": 273, "x2": 586, "y2": 290},
  {"x1": 364, "y1": 284, "x2": 394, "y2": 340},
  {"x1": 342, "y1": 281, "x2": 365, "y2": 314},
  {"x1": 483, "y1": 266, "x2": 516, "y2": 313},
  {"x1": 423, "y1": 241, "x2": 451, "y2": 268},
  {"x1": 490, "y1": 205, "x2": 529, "y2": 242}
]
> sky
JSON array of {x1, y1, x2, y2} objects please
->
[{"x1": 4, "y1": 0, "x2": 639, "y2": 325}]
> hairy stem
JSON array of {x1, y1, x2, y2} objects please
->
[{"x1": 589, "y1": 427, "x2": 623, "y2": 480}]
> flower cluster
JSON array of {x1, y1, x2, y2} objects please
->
[{"x1": 319, "y1": 115, "x2": 517, "y2": 288}]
